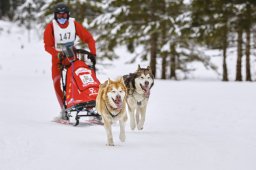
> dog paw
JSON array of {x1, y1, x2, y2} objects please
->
[
  {"x1": 106, "y1": 142, "x2": 115, "y2": 146},
  {"x1": 119, "y1": 134, "x2": 126, "y2": 142},
  {"x1": 130, "y1": 123, "x2": 136, "y2": 130},
  {"x1": 130, "y1": 126, "x2": 135, "y2": 130},
  {"x1": 137, "y1": 123, "x2": 144, "y2": 130},
  {"x1": 137, "y1": 126, "x2": 143, "y2": 130},
  {"x1": 106, "y1": 138, "x2": 114, "y2": 146}
]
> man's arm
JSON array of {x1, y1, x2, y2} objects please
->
[
  {"x1": 75, "y1": 21, "x2": 96, "y2": 55},
  {"x1": 44, "y1": 23, "x2": 59, "y2": 57}
]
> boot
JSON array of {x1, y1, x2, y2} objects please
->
[{"x1": 60, "y1": 107, "x2": 69, "y2": 120}]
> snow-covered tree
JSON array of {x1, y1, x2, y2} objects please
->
[
  {"x1": 191, "y1": 0, "x2": 256, "y2": 81},
  {"x1": 92, "y1": 0, "x2": 174, "y2": 77},
  {"x1": 92, "y1": 0, "x2": 216, "y2": 79},
  {"x1": 0, "y1": 0, "x2": 23, "y2": 20},
  {"x1": 16, "y1": 0, "x2": 45, "y2": 42}
]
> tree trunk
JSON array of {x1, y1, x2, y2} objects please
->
[
  {"x1": 160, "y1": 0, "x2": 167, "y2": 80},
  {"x1": 170, "y1": 43, "x2": 177, "y2": 80},
  {"x1": 222, "y1": 25, "x2": 228, "y2": 81},
  {"x1": 150, "y1": 33, "x2": 157, "y2": 77},
  {"x1": 161, "y1": 52, "x2": 167, "y2": 79},
  {"x1": 245, "y1": 3, "x2": 252, "y2": 81},
  {"x1": 235, "y1": 28, "x2": 243, "y2": 81},
  {"x1": 245, "y1": 27, "x2": 252, "y2": 81}
]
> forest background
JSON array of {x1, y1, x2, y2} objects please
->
[{"x1": 1, "y1": 0, "x2": 256, "y2": 81}]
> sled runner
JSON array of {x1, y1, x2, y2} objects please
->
[
  {"x1": 58, "y1": 42, "x2": 102, "y2": 126},
  {"x1": 53, "y1": 116, "x2": 103, "y2": 126}
]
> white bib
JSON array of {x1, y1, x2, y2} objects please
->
[{"x1": 52, "y1": 18, "x2": 76, "y2": 51}]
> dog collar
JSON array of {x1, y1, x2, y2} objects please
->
[{"x1": 105, "y1": 104, "x2": 121, "y2": 118}]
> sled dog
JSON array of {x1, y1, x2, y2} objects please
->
[
  {"x1": 96, "y1": 78, "x2": 127, "y2": 146},
  {"x1": 123, "y1": 65, "x2": 154, "y2": 130}
]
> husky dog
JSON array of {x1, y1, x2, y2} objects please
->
[
  {"x1": 123, "y1": 65, "x2": 154, "y2": 130},
  {"x1": 96, "y1": 78, "x2": 127, "y2": 146}
]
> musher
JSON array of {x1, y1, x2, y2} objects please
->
[{"x1": 43, "y1": 2, "x2": 96, "y2": 119}]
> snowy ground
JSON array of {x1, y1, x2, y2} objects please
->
[{"x1": 1, "y1": 21, "x2": 256, "y2": 170}]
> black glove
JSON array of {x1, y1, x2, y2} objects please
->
[
  {"x1": 57, "y1": 52, "x2": 65, "y2": 61},
  {"x1": 88, "y1": 53, "x2": 96, "y2": 66},
  {"x1": 57, "y1": 52, "x2": 65, "y2": 70}
]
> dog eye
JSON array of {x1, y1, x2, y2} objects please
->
[
  {"x1": 140, "y1": 77, "x2": 144, "y2": 79},
  {"x1": 112, "y1": 90, "x2": 116, "y2": 93}
]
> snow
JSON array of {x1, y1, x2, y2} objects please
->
[{"x1": 1, "y1": 21, "x2": 256, "y2": 170}]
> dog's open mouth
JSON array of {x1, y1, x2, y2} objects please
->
[
  {"x1": 112, "y1": 97, "x2": 123, "y2": 109},
  {"x1": 140, "y1": 84, "x2": 150, "y2": 97}
]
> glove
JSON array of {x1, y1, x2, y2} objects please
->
[
  {"x1": 57, "y1": 52, "x2": 65, "y2": 70},
  {"x1": 88, "y1": 53, "x2": 96, "y2": 66},
  {"x1": 57, "y1": 52, "x2": 65, "y2": 60}
]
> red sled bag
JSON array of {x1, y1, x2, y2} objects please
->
[{"x1": 65, "y1": 60, "x2": 100, "y2": 109}]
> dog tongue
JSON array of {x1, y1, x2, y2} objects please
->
[
  {"x1": 144, "y1": 88, "x2": 150, "y2": 98},
  {"x1": 115, "y1": 98, "x2": 122, "y2": 109}
]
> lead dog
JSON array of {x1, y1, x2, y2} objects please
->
[
  {"x1": 123, "y1": 65, "x2": 154, "y2": 130},
  {"x1": 96, "y1": 78, "x2": 127, "y2": 146}
]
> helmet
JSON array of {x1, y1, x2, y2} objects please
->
[
  {"x1": 54, "y1": 2, "x2": 69, "y2": 14},
  {"x1": 54, "y1": 2, "x2": 70, "y2": 21}
]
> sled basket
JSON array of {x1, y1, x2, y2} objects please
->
[{"x1": 59, "y1": 48, "x2": 101, "y2": 126}]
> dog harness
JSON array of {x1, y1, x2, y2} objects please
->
[{"x1": 105, "y1": 104, "x2": 122, "y2": 118}]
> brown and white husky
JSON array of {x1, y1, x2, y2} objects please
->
[{"x1": 96, "y1": 78, "x2": 127, "y2": 146}]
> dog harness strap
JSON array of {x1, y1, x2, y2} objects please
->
[{"x1": 105, "y1": 104, "x2": 120, "y2": 118}]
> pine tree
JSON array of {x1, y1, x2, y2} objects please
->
[
  {"x1": 160, "y1": 0, "x2": 168, "y2": 79},
  {"x1": 93, "y1": 0, "x2": 195, "y2": 79},
  {"x1": 164, "y1": 0, "x2": 190, "y2": 80},
  {"x1": 231, "y1": 0, "x2": 256, "y2": 81},
  {"x1": 242, "y1": 1, "x2": 256, "y2": 81},
  {"x1": 16, "y1": 0, "x2": 45, "y2": 42},
  {"x1": 0, "y1": 0, "x2": 25, "y2": 20},
  {"x1": 0, "y1": 0, "x2": 11, "y2": 19},
  {"x1": 191, "y1": 0, "x2": 234, "y2": 81},
  {"x1": 245, "y1": 2, "x2": 252, "y2": 81}
]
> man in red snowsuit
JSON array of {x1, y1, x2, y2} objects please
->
[{"x1": 43, "y1": 3, "x2": 96, "y2": 116}]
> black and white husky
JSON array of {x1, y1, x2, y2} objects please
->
[{"x1": 123, "y1": 65, "x2": 154, "y2": 130}]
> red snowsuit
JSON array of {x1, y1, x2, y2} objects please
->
[{"x1": 44, "y1": 19, "x2": 96, "y2": 108}]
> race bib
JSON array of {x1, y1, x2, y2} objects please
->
[{"x1": 52, "y1": 18, "x2": 76, "y2": 51}]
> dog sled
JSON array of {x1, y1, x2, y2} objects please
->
[{"x1": 58, "y1": 42, "x2": 102, "y2": 126}]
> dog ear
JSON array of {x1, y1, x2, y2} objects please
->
[
  {"x1": 107, "y1": 78, "x2": 112, "y2": 86},
  {"x1": 137, "y1": 64, "x2": 141, "y2": 71},
  {"x1": 101, "y1": 79, "x2": 110, "y2": 101},
  {"x1": 147, "y1": 66, "x2": 152, "y2": 72},
  {"x1": 119, "y1": 77, "x2": 127, "y2": 94},
  {"x1": 101, "y1": 85, "x2": 107, "y2": 101},
  {"x1": 108, "y1": 78, "x2": 115, "y2": 85},
  {"x1": 120, "y1": 77, "x2": 127, "y2": 90},
  {"x1": 147, "y1": 66, "x2": 154, "y2": 77},
  {"x1": 118, "y1": 77, "x2": 124, "y2": 84}
]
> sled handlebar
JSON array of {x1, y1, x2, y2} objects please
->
[
  {"x1": 75, "y1": 49, "x2": 93, "y2": 56},
  {"x1": 74, "y1": 49, "x2": 96, "y2": 70}
]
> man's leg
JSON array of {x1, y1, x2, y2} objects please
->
[{"x1": 52, "y1": 64, "x2": 64, "y2": 109}]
